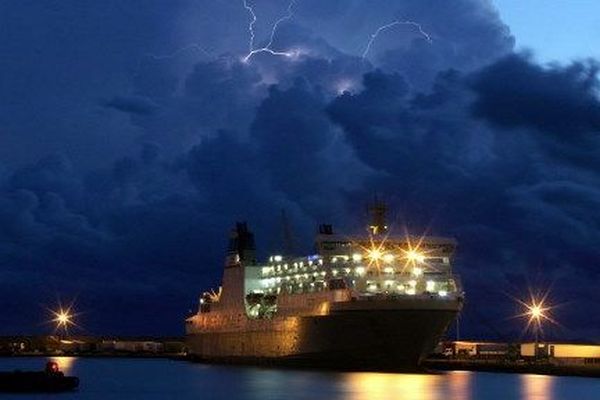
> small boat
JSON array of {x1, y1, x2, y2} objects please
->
[{"x1": 0, "y1": 361, "x2": 79, "y2": 393}]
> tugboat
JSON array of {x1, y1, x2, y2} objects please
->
[{"x1": 0, "y1": 361, "x2": 79, "y2": 393}]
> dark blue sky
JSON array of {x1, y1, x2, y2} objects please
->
[{"x1": 0, "y1": 0, "x2": 598, "y2": 339}]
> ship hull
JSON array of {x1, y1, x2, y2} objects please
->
[{"x1": 186, "y1": 307, "x2": 458, "y2": 370}]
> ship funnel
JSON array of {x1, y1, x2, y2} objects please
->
[
  {"x1": 367, "y1": 199, "x2": 388, "y2": 235},
  {"x1": 318, "y1": 224, "x2": 333, "y2": 235},
  {"x1": 228, "y1": 222, "x2": 256, "y2": 263}
]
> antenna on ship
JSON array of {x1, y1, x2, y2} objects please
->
[
  {"x1": 280, "y1": 209, "x2": 295, "y2": 256},
  {"x1": 367, "y1": 196, "x2": 388, "y2": 235}
]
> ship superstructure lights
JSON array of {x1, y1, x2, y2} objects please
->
[
  {"x1": 355, "y1": 267, "x2": 366, "y2": 276},
  {"x1": 383, "y1": 254, "x2": 395, "y2": 263},
  {"x1": 426, "y1": 280, "x2": 435, "y2": 292},
  {"x1": 367, "y1": 248, "x2": 383, "y2": 261},
  {"x1": 439, "y1": 290, "x2": 448, "y2": 297},
  {"x1": 383, "y1": 267, "x2": 394, "y2": 274},
  {"x1": 412, "y1": 267, "x2": 423, "y2": 277},
  {"x1": 273, "y1": 255, "x2": 283, "y2": 262},
  {"x1": 405, "y1": 249, "x2": 425, "y2": 263},
  {"x1": 352, "y1": 253, "x2": 363, "y2": 262}
]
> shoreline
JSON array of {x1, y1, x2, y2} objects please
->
[
  {"x1": 1, "y1": 353, "x2": 185, "y2": 360},
  {"x1": 424, "y1": 359, "x2": 600, "y2": 378},
  {"x1": 3, "y1": 354, "x2": 600, "y2": 378}
]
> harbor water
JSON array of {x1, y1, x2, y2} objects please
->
[{"x1": 1, "y1": 357, "x2": 600, "y2": 399}]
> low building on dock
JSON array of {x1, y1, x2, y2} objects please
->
[
  {"x1": 437, "y1": 341, "x2": 513, "y2": 359},
  {"x1": 521, "y1": 342, "x2": 600, "y2": 366}
]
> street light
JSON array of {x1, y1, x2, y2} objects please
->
[{"x1": 51, "y1": 307, "x2": 75, "y2": 338}]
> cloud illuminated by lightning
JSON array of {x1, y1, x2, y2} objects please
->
[
  {"x1": 242, "y1": 0, "x2": 300, "y2": 63},
  {"x1": 362, "y1": 20, "x2": 432, "y2": 60},
  {"x1": 143, "y1": 44, "x2": 212, "y2": 62},
  {"x1": 134, "y1": 43, "x2": 213, "y2": 80}
]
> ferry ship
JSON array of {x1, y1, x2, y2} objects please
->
[{"x1": 185, "y1": 203, "x2": 464, "y2": 369}]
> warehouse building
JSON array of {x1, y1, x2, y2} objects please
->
[{"x1": 521, "y1": 343, "x2": 600, "y2": 366}]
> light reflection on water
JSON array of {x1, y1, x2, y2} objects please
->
[
  {"x1": 448, "y1": 370, "x2": 472, "y2": 400},
  {"x1": 342, "y1": 371, "x2": 474, "y2": 400},
  {"x1": 345, "y1": 372, "x2": 443, "y2": 400},
  {"x1": 48, "y1": 356, "x2": 76, "y2": 374},
  {"x1": 521, "y1": 374, "x2": 554, "y2": 400},
  {"x1": 0, "y1": 357, "x2": 599, "y2": 400}
]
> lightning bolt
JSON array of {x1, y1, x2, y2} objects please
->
[
  {"x1": 362, "y1": 20, "x2": 432, "y2": 60},
  {"x1": 242, "y1": 0, "x2": 299, "y2": 63},
  {"x1": 243, "y1": 0, "x2": 258, "y2": 53}
]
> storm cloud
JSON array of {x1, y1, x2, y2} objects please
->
[{"x1": 0, "y1": 0, "x2": 598, "y2": 339}]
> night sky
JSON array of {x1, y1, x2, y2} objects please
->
[{"x1": 1, "y1": 0, "x2": 598, "y2": 339}]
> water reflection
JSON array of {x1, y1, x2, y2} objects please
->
[
  {"x1": 521, "y1": 374, "x2": 554, "y2": 400},
  {"x1": 344, "y1": 372, "x2": 466, "y2": 400},
  {"x1": 48, "y1": 356, "x2": 76, "y2": 374},
  {"x1": 447, "y1": 371, "x2": 472, "y2": 400}
]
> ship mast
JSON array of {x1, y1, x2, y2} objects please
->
[
  {"x1": 280, "y1": 209, "x2": 295, "y2": 256},
  {"x1": 367, "y1": 198, "x2": 388, "y2": 235}
]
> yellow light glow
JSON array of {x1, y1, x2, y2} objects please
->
[
  {"x1": 49, "y1": 304, "x2": 78, "y2": 335},
  {"x1": 56, "y1": 312, "x2": 70, "y2": 326},
  {"x1": 406, "y1": 250, "x2": 425, "y2": 263},
  {"x1": 529, "y1": 305, "x2": 543, "y2": 320},
  {"x1": 367, "y1": 249, "x2": 383, "y2": 261},
  {"x1": 383, "y1": 254, "x2": 395, "y2": 263},
  {"x1": 352, "y1": 253, "x2": 362, "y2": 262},
  {"x1": 512, "y1": 290, "x2": 559, "y2": 338},
  {"x1": 352, "y1": 233, "x2": 391, "y2": 273},
  {"x1": 412, "y1": 267, "x2": 423, "y2": 277}
]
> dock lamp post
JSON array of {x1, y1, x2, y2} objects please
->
[
  {"x1": 51, "y1": 308, "x2": 74, "y2": 340},
  {"x1": 526, "y1": 301, "x2": 547, "y2": 361}
]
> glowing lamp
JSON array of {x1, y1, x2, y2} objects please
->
[
  {"x1": 367, "y1": 249, "x2": 383, "y2": 261},
  {"x1": 56, "y1": 312, "x2": 71, "y2": 326},
  {"x1": 406, "y1": 250, "x2": 425, "y2": 263}
]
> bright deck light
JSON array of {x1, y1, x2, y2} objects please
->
[
  {"x1": 367, "y1": 249, "x2": 383, "y2": 261},
  {"x1": 406, "y1": 250, "x2": 425, "y2": 263}
]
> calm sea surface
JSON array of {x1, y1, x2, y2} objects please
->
[{"x1": 1, "y1": 357, "x2": 600, "y2": 399}]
